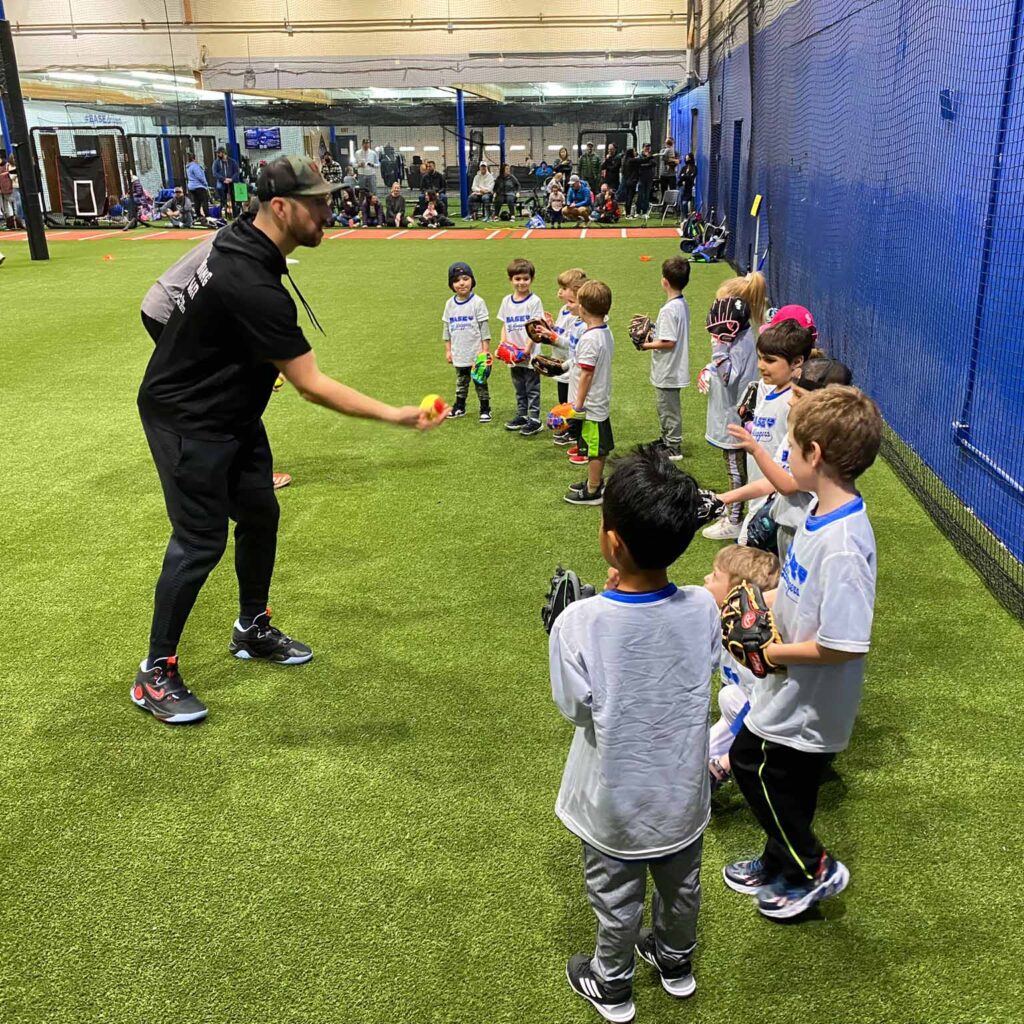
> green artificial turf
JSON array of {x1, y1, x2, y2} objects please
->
[{"x1": 1, "y1": 236, "x2": 1021, "y2": 1024}]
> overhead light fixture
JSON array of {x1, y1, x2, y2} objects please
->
[
  {"x1": 484, "y1": 144, "x2": 500, "y2": 151},
  {"x1": 510, "y1": 145, "x2": 526, "y2": 152},
  {"x1": 48, "y1": 72, "x2": 99, "y2": 83},
  {"x1": 423, "y1": 145, "x2": 441, "y2": 152},
  {"x1": 547, "y1": 145, "x2": 562, "y2": 151},
  {"x1": 130, "y1": 71, "x2": 193, "y2": 87},
  {"x1": 399, "y1": 146, "x2": 415, "y2": 152},
  {"x1": 98, "y1": 77, "x2": 139, "y2": 88}
]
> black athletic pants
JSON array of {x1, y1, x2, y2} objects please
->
[
  {"x1": 729, "y1": 724, "x2": 834, "y2": 884},
  {"x1": 141, "y1": 416, "x2": 280, "y2": 661}
]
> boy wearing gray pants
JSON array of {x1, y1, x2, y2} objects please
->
[{"x1": 548, "y1": 446, "x2": 719, "y2": 1023}]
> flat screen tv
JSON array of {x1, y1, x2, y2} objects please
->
[{"x1": 244, "y1": 127, "x2": 281, "y2": 150}]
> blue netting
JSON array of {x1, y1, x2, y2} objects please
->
[{"x1": 674, "y1": 0, "x2": 1024, "y2": 615}]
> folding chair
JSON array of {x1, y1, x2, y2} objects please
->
[{"x1": 649, "y1": 188, "x2": 680, "y2": 225}]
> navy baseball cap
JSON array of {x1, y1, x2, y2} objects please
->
[{"x1": 448, "y1": 262, "x2": 476, "y2": 290}]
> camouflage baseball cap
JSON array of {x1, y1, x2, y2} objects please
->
[{"x1": 256, "y1": 155, "x2": 342, "y2": 200}]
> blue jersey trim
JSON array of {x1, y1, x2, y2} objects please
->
[
  {"x1": 454, "y1": 293, "x2": 475, "y2": 305},
  {"x1": 510, "y1": 292, "x2": 534, "y2": 304},
  {"x1": 764, "y1": 385, "x2": 792, "y2": 402},
  {"x1": 601, "y1": 583, "x2": 678, "y2": 604},
  {"x1": 805, "y1": 495, "x2": 865, "y2": 531}
]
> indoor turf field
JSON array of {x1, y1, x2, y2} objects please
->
[{"x1": 1, "y1": 235, "x2": 1022, "y2": 1024}]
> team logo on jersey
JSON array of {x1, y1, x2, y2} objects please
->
[
  {"x1": 722, "y1": 664, "x2": 741, "y2": 686},
  {"x1": 782, "y1": 546, "x2": 808, "y2": 598}
]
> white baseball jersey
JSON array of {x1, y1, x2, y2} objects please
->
[
  {"x1": 771, "y1": 434, "x2": 815, "y2": 530},
  {"x1": 442, "y1": 293, "x2": 490, "y2": 367},
  {"x1": 575, "y1": 324, "x2": 614, "y2": 421},
  {"x1": 497, "y1": 292, "x2": 545, "y2": 358},
  {"x1": 747, "y1": 496, "x2": 876, "y2": 753},
  {"x1": 650, "y1": 295, "x2": 690, "y2": 389},
  {"x1": 550, "y1": 584, "x2": 720, "y2": 859},
  {"x1": 550, "y1": 305, "x2": 576, "y2": 384},
  {"x1": 743, "y1": 383, "x2": 794, "y2": 530},
  {"x1": 704, "y1": 327, "x2": 759, "y2": 449}
]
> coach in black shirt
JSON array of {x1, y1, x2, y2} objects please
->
[{"x1": 133, "y1": 155, "x2": 443, "y2": 725}]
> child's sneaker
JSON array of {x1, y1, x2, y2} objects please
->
[
  {"x1": 702, "y1": 517, "x2": 741, "y2": 541},
  {"x1": 565, "y1": 954, "x2": 635, "y2": 1023},
  {"x1": 479, "y1": 406, "x2": 492, "y2": 423},
  {"x1": 567, "y1": 445, "x2": 580, "y2": 456},
  {"x1": 130, "y1": 656, "x2": 208, "y2": 724},
  {"x1": 756, "y1": 854, "x2": 849, "y2": 920},
  {"x1": 521, "y1": 418, "x2": 543, "y2": 437},
  {"x1": 449, "y1": 403, "x2": 467, "y2": 419},
  {"x1": 568, "y1": 450, "x2": 590, "y2": 465},
  {"x1": 567, "y1": 479, "x2": 589, "y2": 494},
  {"x1": 722, "y1": 856, "x2": 775, "y2": 894},
  {"x1": 634, "y1": 930, "x2": 696, "y2": 998},
  {"x1": 553, "y1": 433, "x2": 573, "y2": 446},
  {"x1": 505, "y1": 415, "x2": 528, "y2": 431},
  {"x1": 565, "y1": 483, "x2": 604, "y2": 505}
]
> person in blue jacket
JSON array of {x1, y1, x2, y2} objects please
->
[{"x1": 185, "y1": 152, "x2": 210, "y2": 219}]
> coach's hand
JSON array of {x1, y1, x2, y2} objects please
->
[{"x1": 395, "y1": 404, "x2": 450, "y2": 430}]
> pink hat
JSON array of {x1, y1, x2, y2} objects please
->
[{"x1": 761, "y1": 304, "x2": 818, "y2": 342}]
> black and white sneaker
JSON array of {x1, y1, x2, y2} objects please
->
[
  {"x1": 520, "y1": 418, "x2": 543, "y2": 436},
  {"x1": 228, "y1": 608, "x2": 313, "y2": 664},
  {"x1": 449, "y1": 404, "x2": 467, "y2": 418},
  {"x1": 634, "y1": 930, "x2": 696, "y2": 998},
  {"x1": 565, "y1": 483, "x2": 604, "y2": 505},
  {"x1": 130, "y1": 656, "x2": 208, "y2": 724},
  {"x1": 553, "y1": 433, "x2": 574, "y2": 446},
  {"x1": 567, "y1": 479, "x2": 589, "y2": 494},
  {"x1": 505, "y1": 415, "x2": 528, "y2": 431},
  {"x1": 479, "y1": 406, "x2": 492, "y2": 423},
  {"x1": 565, "y1": 954, "x2": 635, "y2": 1023}
]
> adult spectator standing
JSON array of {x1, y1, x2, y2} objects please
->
[
  {"x1": 552, "y1": 146, "x2": 573, "y2": 181},
  {"x1": 577, "y1": 143, "x2": 601, "y2": 194},
  {"x1": 618, "y1": 147, "x2": 638, "y2": 214},
  {"x1": 420, "y1": 159, "x2": 446, "y2": 198},
  {"x1": 185, "y1": 151, "x2": 211, "y2": 220},
  {"x1": 321, "y1": 153, "x2": 344, "y2": 213},
  {"x1": 0, "y1": 151, "x2": 18, "y2": 230},
  {"x1": 601, "y1": 143, "x2": 621, "y2": 193},
  {"x1": 678, "y1": 153, "x2": 697, "y2": 217},
  {"x1": 492, "y1": 163, "x2": 520, "y2": 220},
  {"x1": 355, "y1": 139, "x2": 380, "y2": 195},
  {"x1": 212, "y1": 146, "x2": 241, "y2": 218},
  {"x1": 636, "y1": 143, "x2": 658, "y2": 216},
  {"x1": 131, "y1": 156, "x2": 443, "y2": 725},
  {"x1": 658, "y1": 137, "x2": 680, "y2": 200},
  {"x1": 468, "y1": 161, "x2": 495, "y2": 220},
  {"x1": 563, "y1": 174, "x2": 593, "y2": 222}
]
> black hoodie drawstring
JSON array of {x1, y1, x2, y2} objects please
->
[{"x1": 285, "y1": 271, "x2": 325, "y2": 335}]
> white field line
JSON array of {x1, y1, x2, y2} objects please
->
[
  {"x1": 329, "y1": 229, "x2": 356, "y2": 239},
  {"x1": 387, "y1": 229, "x2": 409, "y2": 239},
  {"x1": 427, "y1": 229, "x2": 447, "y2": 239},
  {"x1": 77, "y1": 232, "x2": 109, "y2": 241},
  {"x1": 580, "y1": 229, "x2": 587, "y2": 239},
  {"x1": 485, "y1": 229, "x2": 501, "y2": 239},
  {"x1": 621, "y1": 228, "x2": 627, "y2": 238},
  {"x1": 522, "y1": 229, "x2": 533, "y2": 238},
  {"x1": 131, "y1": 231, "x2": 169, "y2": 241}
]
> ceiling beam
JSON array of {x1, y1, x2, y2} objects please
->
[{"x1": 452, "y1": 83, "x2": 505, "y2": 102}]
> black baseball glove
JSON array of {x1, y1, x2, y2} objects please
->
[
  {"x1": 737, "y1": 380, "x2": 759, "y2": 425},
  {"x1": 695, "y1": 489, "x2": 726, "y2": 524},
  {"x1": 532, "y1": 354, "x2": 566, "y2": 378},
  {"x1": 542, "y1": 566, "x2": 596, "y2": 634}
]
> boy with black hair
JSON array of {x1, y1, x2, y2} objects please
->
[
  {"x1": 724, "y1": 386, "x2": 882, "y2": 920},
  {"x1": 551, "y1": 445, "x2": 720, "y2": 1023},
  {"x1": 565, "y1": 280, "x2": 616, "y2": 505},
  {"x1": 638, "y1": 256, "x2": 691, "y2": 461},
  {"x1": 499, "y1": 257, "x2": 546, "y2": 435}
]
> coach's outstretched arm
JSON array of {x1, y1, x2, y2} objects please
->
[{"x1": 275, "y1": 350, "x2": 443, "y2": 429}]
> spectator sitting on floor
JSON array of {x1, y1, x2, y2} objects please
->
[
  {"x1": 333, "y1": 186, "x2": 360, "y2": 227},
  {"x1": 469, "y1": 162, "x2": 495, "y2": 220},
  {"x1": 420, "y1": 159, "x2": 446, "y2": 196},
  {"x1": 386, "y1": 182, "x2": 411, "y2": 228},
  {"x1": 590, "y1": 184, "x2": 621, "y2": 223},
  {"x1": 157, "y1": 187, "x2": 194, "y2": 228},
  {"x1": 534, "y1": 160, "x2": 553, "y2": 182},
  {"x1": 417, "y1": 190, "x2": 454, "y2": 228},
  {"x1": 361, "y1": 191, "x2": 384, "y2": 227},
  {"x1": 493, "y1": 163, "x2": 520, "y2": 221},
  {"x1": 563, "y1": 174, "x2": 593, "y2": 221}
]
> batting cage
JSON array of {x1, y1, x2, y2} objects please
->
[
  {"x1": 673, "y1": 0, "x2": 1024, "y2": 618},
  {"x1": 127, "y1": 132, "x2": 217, "y2": 196},
  {"x1": 29, "y1": 126, "x2": 131, "y2": 222}
]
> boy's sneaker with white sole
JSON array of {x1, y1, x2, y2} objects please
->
[
  {"x1": 229, "y1": 608, "x2": 313, "y2": 664},
  {"x1": 634, "y1": 930, "x2": 696, "y2": 998},
  {"x1": 702, "y1": 517, "x2": 741, "y2": 541},
  {"x1": 565, "y1": 954, "x2": 635, "y2": 1023},
  {"x1": 756, "y1": 854, "x2": 850, "y2": 920}
]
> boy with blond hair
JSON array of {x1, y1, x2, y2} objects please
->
[
  {"x1": 723, "y1": 386, "x2": 883, "y2": 920},
  {"x1": 564, "y1": 281, "x2": 615, "y2": 505},
  {"x1": 548, "y1": 268, "x2": 588, "y2": 448}
]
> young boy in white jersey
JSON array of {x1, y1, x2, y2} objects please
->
[
  {"x1": 442, "y1": 261, "x2": 491, "y2": 422},
  {"x1": 702, "y1": 545, "x2": 780, "y2": 791},
  {"x1": 550, "y1": 446, "x2": 720, "y2": 1022},
  {"x1": 734, "y1": 318, "x2": 816, "y2": 543},
  {"x1": 715, "y1": 357, "x2": 853, "y2": 559},
  {"x1": 700, "y1": 297, "x2": 759, "y2": 540},
  {"x1": 498, "y1": 258, "x2": 546, "y2": 436},
  {"x1": 723, "y1": 385, "x2": 883, "y2": 920},
  {"x1": 564, "y1": 281, "x2": 615, "y2": 505},
  {"x1": 637, "y1": 256, "x2": 691, "y2": 461},
  {"x1": 548, "y1": 267, "x2": 588, "y2": 448}
]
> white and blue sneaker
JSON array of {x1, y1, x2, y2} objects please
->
[
  {"x1": 723, "y1": 856, "x2": 776, "y2": 894},
  {"x1": 756, "y1": 854, "x2": 849, "y2": 919}
]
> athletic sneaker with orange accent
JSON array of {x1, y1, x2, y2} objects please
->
[
  {"x1": 130, "y1": 656, "x2": 208, "y2": 724},
  {"x1": 228, "y1": 608, "x2": 313, "y2": 664}
]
